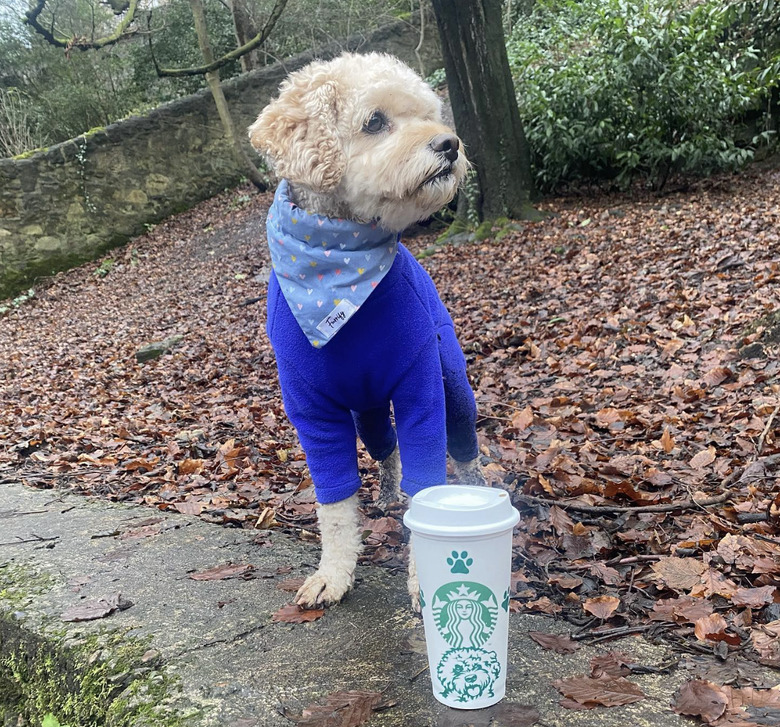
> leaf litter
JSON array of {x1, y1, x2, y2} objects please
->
[{"x1": 2, "y1": 169, "x2": 780, "y2": 723}]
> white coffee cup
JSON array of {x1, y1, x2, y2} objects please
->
[{"x1": 404, "y1": 485, "x2": 520, "y2": 709}]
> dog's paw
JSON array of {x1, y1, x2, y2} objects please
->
[
  {"x1": 452, "y1": 458, "x2": 487, "y2": 487},
  {"x1": 407, "y1": 570, "x2": 421, "y2": 614},
  {"x1": 295, "y1": 569, "x2": 353, "y2": 608}
]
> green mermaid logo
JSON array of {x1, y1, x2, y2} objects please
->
[{"x1": 432, "y1": 582, "x2": 498, "y2": 649}]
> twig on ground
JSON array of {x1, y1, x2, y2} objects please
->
[
  {"x1": 515, "y1": 490, "x2": 733, "y2": 515},
  {"x1": 758, "y1": 402, "x2": 780, "y2": 456},
  {"x1": 571, "y1": 624, "x2": 652, "y2": 642},
  {"x1": 239, "y1": 296, "x2": 264, "y2": 307},
  {"x1": 409, "y1": 664, "x2": 429, "y2": 682},
  {"x1": 0, "y1": 510, "x2": 49, "y2": 518},
  {"x1": 0, "y1": 534, "x2": 59, "y2": 546}
]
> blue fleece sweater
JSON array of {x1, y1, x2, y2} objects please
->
[{"x1": 266, "y1": 184, "x2": 478, "y2": 504}]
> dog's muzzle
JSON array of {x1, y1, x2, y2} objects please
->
[
  {"x1": 419, "y1": 133, "x2": 461, "y2": 187},
  {"x1": 430, "y1": 133, "x2": 460, "y2": 162}
]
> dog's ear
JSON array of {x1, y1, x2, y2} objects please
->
[{"x1": 248, "y1": 68, "x2": 345, "y2": 192}]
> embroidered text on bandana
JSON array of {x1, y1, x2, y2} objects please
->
[{"x1": 267, "y1": 180, "x2": 399, "y2": 347}]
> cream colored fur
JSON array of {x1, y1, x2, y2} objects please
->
[
  {"x1": 296, "y1": 495, "x2": 362, "y2": 606},
  {"x1": 249, "y1": 52, "x2": 469, "y2": 232},
  {"x1": 250, "y1": 53, "x2": 481, "y2": 609}
]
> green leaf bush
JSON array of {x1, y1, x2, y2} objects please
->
[{"x1": 507, "y1": 0, "x2": 780, "y2": 191}]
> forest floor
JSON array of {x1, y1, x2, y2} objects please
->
[{"x1": 2, "y1": 165, "x2": 780, "y2": 725}]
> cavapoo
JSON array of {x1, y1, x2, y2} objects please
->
[{"x1": 249, "y1": 52, "x2": 483, "y2": 609}]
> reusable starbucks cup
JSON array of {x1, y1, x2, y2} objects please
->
[{"x1": 404, "y1": 485, "x2": 520, "y2": 709}]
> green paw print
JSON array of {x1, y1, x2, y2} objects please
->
[{"x1": 447, "y1": 550, "x2": 473, "y2": 574}]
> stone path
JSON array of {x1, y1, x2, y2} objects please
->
[{"x1": 0, "y1": 483, "x2": 693, "y2": 726}]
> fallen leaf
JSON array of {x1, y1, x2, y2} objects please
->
[
  {"x1": 554, "y1": 674, "x2": 645, "y2": 707},
  {"x1": 189, "y1": 563, "x2": 256, "y2": 581},
  {"x1": 293, "y1": 690, "x2": 381, "y2": 726},
  {"x1": 523, "y1": 597, "x2": 562, "y2": 615},
  {"x1": 272, "y1": 603, "x2": 325, "y2": 624},
  {"x1": 178, "y1": 458, "x2": 205, "y2": 475},
  {"x1": 548, "y1": 505, "x2": 575, "y2": 535},
  {"x1": 731, "y1": 586, "x2": 776, "y2": 608},
  {"x1": 589, "y1": 562, "x2": 621, "y2": 586},
  {"x1": 652, "y1": 556, "x2": 706, "y2": 592},
  {"x1": 511, "y1": 406, "x2": 535, "y2": 431},
  {"x1": 659, "y1": 427, "x2": 675, "y2": 453},
  {"x1": 488, "y1": 703, "x2": 540, "y2": 726},
  {"x1": 751, "y1": 620, "x2": 780, "y2": 666},
  {"x1": 702, "y1": 366, "x2": 732, "y2": 387},
  {"x1": 583, "y1": 595, "x2": 620, "y2": 620},
  {"x1": 528, "y1": 631, "x2": 581, "y2": 653},
  {"x1": 692, "y1": 569, "x2": 740, "y2": 599},
  {"x1": 689, "y1": 446, "x2": 716, "y2": 469},
  {"x1": 61, "y1": 592, "x2": 131, "y2": 622},
  {"x1": 173, "y1": 500, "x2": 203, "y2": 516},
  {"x1": 590, "y1": 651, "x2": 633, "y2": 678},
  {"x1": 673, "y1": 680, "x2": 728, "y2": 724},
  {"x1": 548, "y1": 573, "x2": 583, "y2": 590},
  {"x1": 254, "y1": 507, "x2": 277, "y2": 529},
  {"x1": 694, "y1": 613, "x2": 741, "y2": 646}
]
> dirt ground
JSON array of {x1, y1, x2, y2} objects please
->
[{"x1": 2, "y1": 166, "x2": 780, "y2": 723}]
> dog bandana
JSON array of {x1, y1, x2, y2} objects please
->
[{"x1": 266, "y1": 180, "x2": 400, "y2": 347}]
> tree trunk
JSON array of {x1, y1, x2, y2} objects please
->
[
  {"x1": 189, "y1": 0, "x2": 267, "y2": 190},
  {"x1": 430, "y1": 0, "x2": 537, "y2": 221},
  {"x1": 230, "y1": 0, "x2": 260, "y2": 72}
]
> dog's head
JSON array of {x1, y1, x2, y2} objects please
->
[
  {"x1": 249, "y1": 52, "x2": 468, "y2": 231},
  {"x1": 437, "y1": 648, "x2": 501, "y2": 702}
]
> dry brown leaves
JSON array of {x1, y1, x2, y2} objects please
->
[
  {"x1": 2, "y1": 168, "x2": 780, "y2": 719},
  {"x1": 271, "y1": 603, "x2": 325, "y2": 624},
  {"x1": 288, "y1": 690, "x2": 384, "y2": 727},
  {"x1": 554, "y1": 674, "x2": 645, "y2": 708},
  {"x1": 188, "y1": 563, "x2": 257, "y2": 581},
  {"x1": 528, "y1": 630, "x2": 581, "y2": 653},
  {"x1": 60, "y1": 592, "x2": 132, "y2": 622}
]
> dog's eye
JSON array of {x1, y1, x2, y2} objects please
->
[{"x1": 363, "y1": 111, "x2": 387, "y2": 134}]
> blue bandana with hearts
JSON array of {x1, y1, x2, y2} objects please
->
[{"x1": 267, "y1": 180, "x2": 399, "y2": 347}]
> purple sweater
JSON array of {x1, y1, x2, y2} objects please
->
[{"x1": 266, "y1": 188, "x2": 477, "y2": 504}]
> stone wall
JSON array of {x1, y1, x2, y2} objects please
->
[{"x1": 0, "y1": 20, "x2": 441, "y2": 299}]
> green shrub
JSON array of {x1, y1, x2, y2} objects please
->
[{"x1": 508, "y1": 0, "x2": 778, "y2": 191}]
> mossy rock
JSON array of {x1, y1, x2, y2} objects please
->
[{"x1": 0, "y1": 565, "x2": 188, "y2": 727}]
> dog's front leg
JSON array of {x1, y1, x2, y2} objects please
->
[
  {"x1": 377, "y1": 444, "x2": 402, "y2": 510},
  {"x1": 296, "y1": 494, "x2": 362, "y2": 607}
]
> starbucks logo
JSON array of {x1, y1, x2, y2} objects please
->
[{"x1": 432, "y1": 582, "x2": 499, "y2": 648}]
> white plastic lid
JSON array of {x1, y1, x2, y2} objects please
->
[{"x1": 403, "y1": 485, "x2": 520, "y2": 537}]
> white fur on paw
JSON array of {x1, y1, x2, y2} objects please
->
[
  {"x1": 295, "y1": 570, "x2": 353, "y2": 607},
  {"x1": 452, "y1": 458, "x2": 487, "y2": 487},
  {"x1": 407, "y1": 571, "x2": 421, "y2": 613}
]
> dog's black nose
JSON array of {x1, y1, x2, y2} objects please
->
[{"x1": 430, "y1": 133, "x2": 460, "y2": 162}]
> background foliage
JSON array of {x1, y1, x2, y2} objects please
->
[
  {"x1": 0, "y1": 0, "x2": 410, "y2": 156},
  {"x1": 507, "y1": 0, "x2": 780, "y2": 191},
  {"x1": 1, "y1": 0, "x2": 779, "y2": 191}
]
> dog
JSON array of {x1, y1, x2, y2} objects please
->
[
  {"x1": 249, "y1": 52, "x2": 483, "y2": 609},
  {"x1": 437, "y1": 648, "x2": 502, "y2": 703}
]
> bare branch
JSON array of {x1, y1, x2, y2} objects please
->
[
  {"x1": 24, "y1": 0, "x2": 141, "y2": 50},
  {"x1": 154, "y1": 0, "x2": 288, "y2": 77}
]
